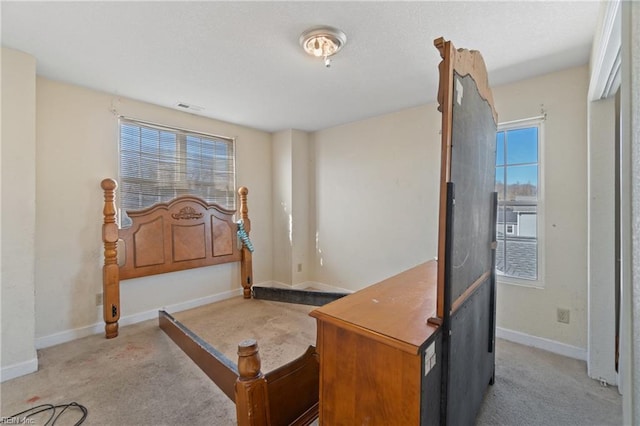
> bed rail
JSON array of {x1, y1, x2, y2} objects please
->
[
  {"x1": 158, "y1": 310, "x2": 319, "y2": 425},
  {"x1": 159, "y1": 310, "x2": 239, "y2": 400}
]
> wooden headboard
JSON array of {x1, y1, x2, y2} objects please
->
[{"x1": 101, "y1": 178, "x2": 253, "y2": 339}]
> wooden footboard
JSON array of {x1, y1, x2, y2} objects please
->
[
  {"x1": 158, "y1": 310, "x2": 319, "y2": 425},
  {"x1": 262, "y1": 346, "x2": 319, "y2": 426}
]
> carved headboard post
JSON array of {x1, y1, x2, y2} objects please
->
[
  {"x1": 239, "y1": 186, "x2": 251, "y2": 233},
  {"x1": 101, "y1": 178, "x2": 120, "y2": 338},
  {"x1": 238, "y1": 187, "x2": 253, "y2": 298}
]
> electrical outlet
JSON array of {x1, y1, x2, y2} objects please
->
[
  {"x1": 557, "y1": 308, "x2": 570, "y2": 324},
  {"x1": 96, "y1": 293, "x2": 103, "y2": 306}
]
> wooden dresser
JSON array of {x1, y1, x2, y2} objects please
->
[{"x1": 309, "y1": 261, "x2": 442, "y2": 425}]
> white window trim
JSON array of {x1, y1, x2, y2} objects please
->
[{"x1": 496, "y1": 116, "x2": 546, "y2": 289}]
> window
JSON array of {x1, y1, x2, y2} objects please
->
[
  {"x1": 119, "y1": 118, "x2": 235, "y2": 227},
  {"x1": 495, "y1": 118, "x2": 543, "y2": 284}
]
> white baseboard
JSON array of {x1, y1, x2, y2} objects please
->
[
  {"x1": 35, "y1": 321, "x2": 104, "y2": 350},
  {"x1": 496, "y1": 326, "x2": 587, "y2": 361},
  {"x1": 1, "y1": 357, "x2": 38, "y2": 383},
  {"x1": 35, "y1": 288, "x2": 242, "y2": 350},
  {"x1": 292, "y1": 281, "x2": 354, "y2": 294},
  {"x1": 255, "y1": 280, "x2": 352, "y2": 294},
  {"x1": 255, "y1": 280, "x2": 291, "y2": 289}
]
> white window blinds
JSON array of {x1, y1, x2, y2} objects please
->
[{"x1": 119, "y1": 118, "x2": 236, "y2": 226}]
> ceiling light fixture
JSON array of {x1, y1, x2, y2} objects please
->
[{"x1": 299, "y1": 26, "x2": 347, "y2": 68}]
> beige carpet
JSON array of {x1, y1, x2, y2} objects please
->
[
  {"x1": 171, "y1": 297, "x2": 317, "y2": 373},
  {"x1": 0, "y1": 296, "x2": 622, "y2": 425},
  {"x1": 476, "y1": 339, "x2": 622, "y2": 425}
]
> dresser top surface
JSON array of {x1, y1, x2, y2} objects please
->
[{"x1": 310, "y1": 260, "x2": 440, "y2": 353}]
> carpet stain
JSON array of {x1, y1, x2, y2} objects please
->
[
  {"x1": 110, "y1": 343, "x2": 151, "y2": 361},
  {"x1": 26, "y1": 395, "x2": 40, "y2": 403}
]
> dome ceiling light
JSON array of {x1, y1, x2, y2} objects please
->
[{"x1": 299, "y1": 26, "x2": 347, "y2": 68}]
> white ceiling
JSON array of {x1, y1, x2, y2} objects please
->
[{"x1": 2, "y1": 1, "x2": 602, "y2": 132}]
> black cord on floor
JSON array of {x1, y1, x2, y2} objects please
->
[{"x1": 1, "y1": 402, "x2": 88, "y2": 425}]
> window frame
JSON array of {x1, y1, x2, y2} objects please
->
[
  {"x1": 117, "y1": 117, "x2": 237, "y2": 227},
  {"x1": 495, "y1": 116, "x2": 545, "y2": 288}
]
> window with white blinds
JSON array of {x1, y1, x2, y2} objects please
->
[{"x1": 118, "y1": 118, "x2": 236, "y2": 227}]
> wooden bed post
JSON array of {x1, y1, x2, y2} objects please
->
[
  {"x1": 238, "y1": 186, "x2": 253, "y2": 299},
  {"x1": 235, "y1": 339, "x2": 270, "y2": 425},
  {"x1": 101, "y1": 178, "x2": 120, "y2": 339}
]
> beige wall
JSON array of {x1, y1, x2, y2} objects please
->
[
  {"x1": 494, "y1": 66, "x2": 589, "y2": 350},
  {"x1": 271, "y1": 129, "x2": 312, "y2": 286},
  {"x1": 34, "y1": 78, "x2": 273, "y2": 341},
  {"x1": 272, "y1": 130, "x2": 293, "y2": 284},
  {"x1": 311, "y1": 105, "x2": 442, "y2": 290},
  {"x1": 1, "y1": 48, "x2": 38, "y2": 378},
  {"x1": 291, "y1": 130, "x2": 311, "y2": 286}
]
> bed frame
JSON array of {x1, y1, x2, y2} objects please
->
[
  {"x1": 158, "y1": 310, "x2": 319, "y2": 425},
  {"x1": 100, "y1": 179, "x2": 320, "y2": 425}
]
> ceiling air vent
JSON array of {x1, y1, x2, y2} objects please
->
[{"x1": 176, "y1": 102, "x2": 204, "y2": 112}]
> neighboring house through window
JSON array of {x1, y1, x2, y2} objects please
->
[
  {"x1": 118, "y1": 118, "x2": 236, "y2": 227},
  {"x1": 495, "y1": 117, "x2": 544, "y2": 285}
]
